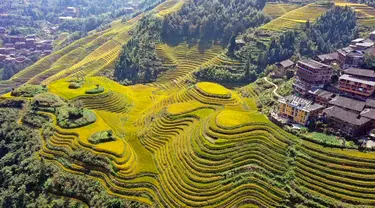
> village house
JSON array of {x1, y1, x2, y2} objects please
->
[
  {"x1": 343, "y1": 68, "x2": 375, "y2": 81},
  {"x1": 339, "y1": 74, "x2": 375, "y2": 97},
  {"x1": 308, "y1": 89, "x2": 337, "y2": 107},
  {"x1": 337, "y1": 47, "x2": 364, "y2": 69},
  {"x1": 323, "y1": 106, "x2": 371, "y2": 137},
  {"x1": 278, "y1": 94, "x2": 324, "y2": 125},
  {"x1": 315, "y1": 52, "x2": 338, "y2": 65},
  {"x1": 272, "y1": 59, "x2": 294, "y2": 78},
  {"x1": 293, "y1": 59, "x2": 332, "y2": 95},
  {"x1": 329, "y1": 96, "x2": 366, "y2": 113},
  {"x1": 63, "y1": 7, "x2": 79, "y2": 17}
]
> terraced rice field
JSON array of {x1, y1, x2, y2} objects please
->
[
  {"x1": 0, "y1": 0, "x2": 184, "y2": 93},
  {"x1": 263, "y1": 3, "x2": 302, "y2": 18},
  {"x1": 334, "y1": 0, "x2": 375, "y2": 28},
  {"x1": 261, "y1": 3, "x2": 331, "y2": 31},
  {"x1": 5, "y1": 75, "x2": 375, "y2": 207},
  {"x1": 154, "y1": 43, "x2": 242, "y2": 90}
]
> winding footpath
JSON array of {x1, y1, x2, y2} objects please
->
[{"x1": 264, "y1": 77, "x2": 282, "y2": 98}]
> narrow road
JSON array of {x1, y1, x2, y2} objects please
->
[{"x1": 264, "y1": 77, "x2": 282, "y2": 98}]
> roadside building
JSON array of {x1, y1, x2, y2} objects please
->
[
  {"x1": 337, "y1": 47, "x2": 364, "y2": 69},
  {"x1": 323, "y1": 106, "x2": 371, "y2": 137},
  {"x1": 278, "y1": 94, "x2": 324, "y2": 125},
  {"x1": 293, "y1": 59, "x2": 332, "y2": 95},
  {"x1": 273, "y1": 59, "x2": 294, "y2": 78},
  {"x1": 308, "y1": 89, "x2": 337, "y2": 107},
  {"x1": 339, "y1": 74, "x2": 375, "y2": 97}
]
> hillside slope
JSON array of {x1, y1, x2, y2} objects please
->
[
  {"x1": 3, "y1": 76, "x2": 375, "y2": 207},
  {"x1": 0, "y1": 0, "x2": 185, "y2": 93}
]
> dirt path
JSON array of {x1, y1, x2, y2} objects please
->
[{"x1": 264, "y1": 77, "x2": 282, "y2": 98}]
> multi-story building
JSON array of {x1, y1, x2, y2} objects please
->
[
  {"x1": 308, "y1": 89, "x2": 337, "y2": 107},
  {"x1": 337, "y1": 47, "x2": 364, "y2": 69},
  {"x1": 293, "y1": 59, "x2": 332, "y2": 95},
  {"x1": 339, "y1": 74, "x2": 375, "y2": 97},
  {"x1": 323, "y1": 106, "x2": 371, "y2": 137},
  {"x1": 278, "y1": 94, "x2": 324, "y2": 125}
]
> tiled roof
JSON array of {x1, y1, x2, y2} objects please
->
[
  {"x1": 344, "y1": 68, "x2": 375, "y2": 79},
  {"x1": 329, "y1": 96, "x2": 366, "y2": 112},
  {"x1": 324, "y1": 106, "x2": 370, "y2": 126},
  {"x1": 298, "y1": 59, "x2": 331, "y2": 70},
  {"x1": 309, "y1": 89, "x2": 336, "y2": 100}
]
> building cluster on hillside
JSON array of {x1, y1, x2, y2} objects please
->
[
  {"x1": 275, "y1": 30, "x2": 375, "y2": 138},
  {"x1": 0, "y1": 27, "x2": 53, "y2": 65}
]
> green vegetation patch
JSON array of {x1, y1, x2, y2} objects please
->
[
  {"x1": 68, "y1": 79, "x2": 85, "y2": 89},
  {"x1": 88, "y1": 130, "x2": 116, "y2": 144},
  {"x1": 85, "y1": 85, "x2": 105, "y2": 94},
  {"x1": 31, "y1": 93, "x2": 66, "y2": 112},
  {"x1": 56, "y1": 106, "x2": 96, "y2": 128},
  {"x1": 11, "y1": 84, "x2": 47, "y2": 97}
]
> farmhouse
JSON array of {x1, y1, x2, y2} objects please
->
[
  {"x1": 278, "y1": 94, "x2": 324, "y2": 125},
  {"x1": 315, "y1": 52, "x2": 338, "y2": 65},
  {"x1": 337, "y1": 47, "x2": 364, "y2": 69},
  {"x1": 293, "y1": 59, "x2": 332, "y2": 95},
  {"x1": 323, "y1": 106, "x2": 371, "y2": 137},
  {"x1": 273, "y1": 59, "x2": 294, "y2": 78},
  {"x1": 329, "y1": 96, "x2": 366, "y2": 113},
  {"x1": 308, "y1": 89, "x2": 337, "y2": 107}
]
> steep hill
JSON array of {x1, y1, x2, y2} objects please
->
[{"x1": 4, "y1": 76, "x2": 375, "y2": 207}]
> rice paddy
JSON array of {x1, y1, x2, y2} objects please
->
[
  {"x1": 261, "y1": 3, "x2": 332, "y2": 31},
  {"x1": 4, "y1": 0, "x2": 375, "y2": 206},
  {"x1": 263, "y1": 3, "x2": 302, "y2": 18},
  {"x1": 6, "y1": 73, "x2": 375, "y2": 207}
]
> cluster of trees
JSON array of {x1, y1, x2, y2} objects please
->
[
  {"x1": 194, "y1": 60, "x2": 257, "y2": 84},
  {"x1": 115, "y1": 0, "x2": 270, "y2": 84},
  {"x1": 0, "y1": 104, "x2": 146, "y2": 207},
  {"x1": 162, "y1": 0, "x2": 270, "y2": 44},
  {"x1": 195, "y1": 6, "x2": 357, "y2": 84},
  {"x1": 115, "y1": 14, "x2": 164, "y2": 84},
  {"x1": 238, "y1": 6, "x2": 357, "y2": 67}
]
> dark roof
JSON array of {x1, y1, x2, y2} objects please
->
[
  {"x1": 361, "y1": 108, "x2": 375, "y2": 120},
  {"x1": 364, "y1": 47, "x2": 375, "y2": 56},
  {"x1": 366, "y1": 99, "x2": 375, "y2": 109},
  {"x1": 337, "y1": 47, "x2": 354, "y2": 55},
  {"x1": 324, "y1": 106, "x2": 370, "y2": 126},
  {"x1": 344, "y1": 68, "x2": 375, "y2": 79},
  {"x1": 298, "y1": 58, "x2": 331, "y2": 69},
  {"x1": 279, "y1": 59, "x2": 294, "y2": 68},
  {"x1": 329, "y1": 96, "x2": 366, "y2": 112},
  {"x1": 309, "y1": 89, "x2": 336, "y2": 100},
  {"x1": 317, "y1": 52, "x2": 338, "y2": 62}
]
